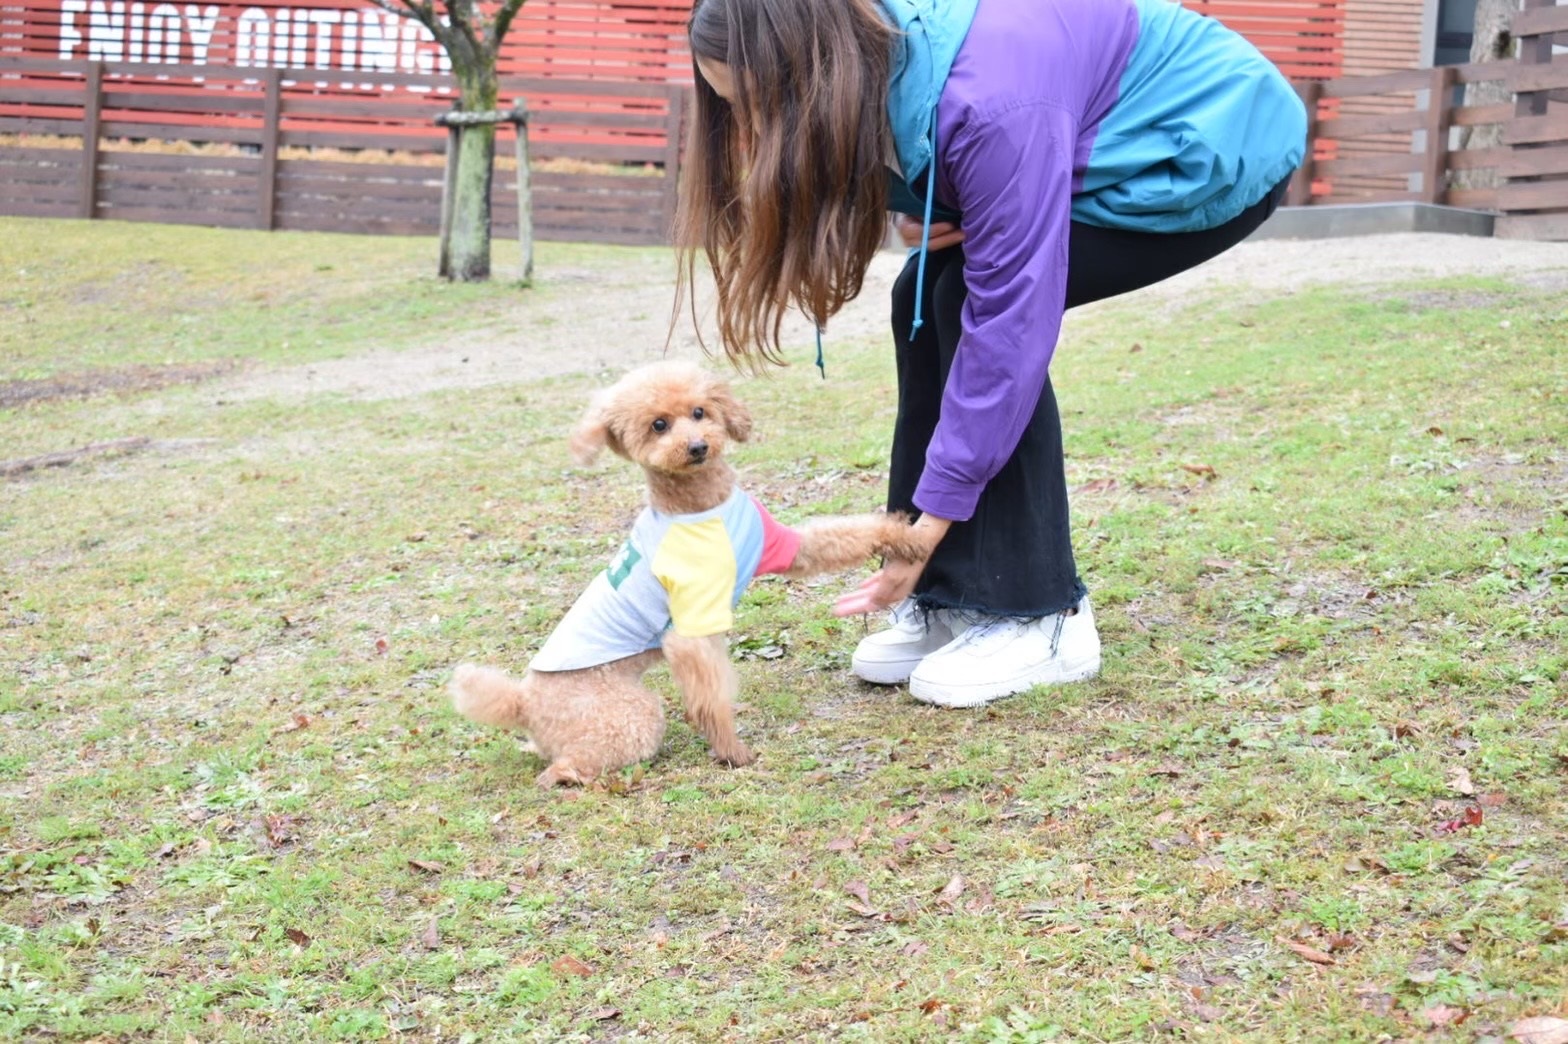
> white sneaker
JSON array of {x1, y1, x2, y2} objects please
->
[
  {"x1": 909, "y1": 598, "x2": 1101, "y2": 708},
  {"x1": 850, "y1": 598, "x2": 956, "y2": 685}
]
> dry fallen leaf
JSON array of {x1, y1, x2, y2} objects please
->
[
  {"x1": 284, "y1": 927, "x2": 311, "y2": 947},
  {"x1": 1435, "y1": 806, "x2": 1484, "y2": 835},
  {"x1": 1423, "y1": 1004, "x2": 1466, "y2": 1028},
  {"x1": 263, "y1": 814, "x2": 299, "y2": 847},
  {"x1": 1448, "y1": 766, "x2": 1476, "y2": 796},
  {"x1": 1478, "y1": 791, "x2": 1508, "y2": 808},
  {"x1": 845, "y1": 880, "x2": 871, "y2": 905},
  {"x1": 1512, "y1": 1016, "x2": 1568, "y2": 1044},
  {"x1": 551, "y1": 955, "x2": 595, "y2": 977},
  {"x1": 937, "y1": 874, "x2": 965, "y2": 905},
  {"x1": 590, "y1": 1008, "x2": 621, "y2": 1022},
  {"x1": 421, "y1": 918, "x2": 440, "y2": 951},
  {"x1": 1277, "y1": 937, "x2": 1336, "y2": 965},
  {"x1": 407, "y1": 859, "x2": 446, "y2": 874},
  {"x1": 1180, "y1": 463, "x2": 1218, "y2": 479},
  {"x1": 964, "y1": 886, "x2": 995, "y2": 915},
  {"x1": 826, "y1": 837, "x2": 856, "y2": 853}
]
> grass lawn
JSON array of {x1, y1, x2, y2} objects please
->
[{"x1": 2, "y1": 218, "x2": 1565, "y2": 1041}]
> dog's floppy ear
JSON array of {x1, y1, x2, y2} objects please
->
[
  {"x1": 569, "y1": 390, "x2": 623, "y2": 465},
  {"x1": 707, "y1": 376, "x2": 752, "y2": 443}
]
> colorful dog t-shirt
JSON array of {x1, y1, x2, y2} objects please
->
[{"x1": 528, "y1": 487, "x2": 803, "y2": 672}]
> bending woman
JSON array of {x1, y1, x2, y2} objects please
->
[{"x1": 676, "y1": 0, "x2": 1306, "y2": 708}]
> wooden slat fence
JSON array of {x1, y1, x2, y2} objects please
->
[
  {"x1": 0, "y1": 0, "x2": 1349, "y2": 162},
  {"x1": 3, "y1": 0, "x2": 1342, "y2": 89},
  {"x1": 1330, "y1": 0, "x2": 1423, "y2": 197},
  {"x1": 1183, "y1": 0, "x2": 1346, "y2": 78},
  {"x1": 1288, "y1": 0, "x2": 1568, "y2": 240},
  {"x1": 3, "y1": 2, "x2": 1565, "y2": 242},
  {"x1": 0, "y1": 56, "x2": 682, "y2": 242},
  {"x1": 0, "y1": 0, "x2": 695, "y2": 84}
]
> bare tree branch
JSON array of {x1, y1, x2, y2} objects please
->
[
  {"x1": 443, "y1": 0, "x2": 484, "y2": 60},
  {"x1": 489, "y1": 0, "x2": 529, "y2": 53},
  {"x1": 365, "y1": 0, "x2": 453, "y2": 51}
]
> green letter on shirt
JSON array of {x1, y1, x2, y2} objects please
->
[{"x1": 607, "y1": 541, "x2": 641, "y2": 590}]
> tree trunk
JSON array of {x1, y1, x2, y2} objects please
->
[
  {"x1": 445, "y1": 70, "x2": 500, "y2": 282},
  {"x1": 1454, "y1": 0, "x2": 1519, "y2": 191}
]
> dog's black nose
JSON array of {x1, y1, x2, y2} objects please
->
[{"x1": 687, "y1": 440, "x2": 709, "y2": 462}]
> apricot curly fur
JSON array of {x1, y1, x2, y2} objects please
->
[{"x1": 449, "y1": 361, "x2": 919, "y2": 787}]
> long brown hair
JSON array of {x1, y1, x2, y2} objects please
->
[{"x1": 673, "y1": 0, "x2": 895, "y2": 372}]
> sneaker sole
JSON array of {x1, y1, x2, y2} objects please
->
[
  {"x1": 850, "y1": 657, "x2": 923, "y2": 686},
  {"x1": 909, "y1": 655, "x2": 1101, "y2": 709}
]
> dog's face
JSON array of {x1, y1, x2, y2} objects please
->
[{"x1": 570, "y1": 361, "x2": 753, "y2": 474}]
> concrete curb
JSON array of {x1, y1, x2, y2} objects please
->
[{"x1": 1250, "y1": 203, "x2": 1497, "y2": 240}]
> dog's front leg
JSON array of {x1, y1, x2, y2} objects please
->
[
  {"x1": 786, "y1": 513, "x2": 924, "y2": 578},
  {"x1": 661, "y1": 632, "x2": 753, "y2": 767}
]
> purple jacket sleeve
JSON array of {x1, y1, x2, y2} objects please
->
[{"x1": 913, "y1": 102, "x2": 1077, "y2": 522}]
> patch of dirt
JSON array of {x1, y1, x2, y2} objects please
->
[
  {"x1": 2, "y1": 437, "x2": 214, "y2": 479},
  {"x1": 212, "y1": 232, "x2": 1568, "y2": 404},
  {"x1": 215, "y1": 251, "x2": 912, "y2": 404},
  {"x1": 1, "y1": 360, "x2": 242, "y2": 408},
  {"x1": 1373, "y1": 288, "x2": 1509, "y2": 312}
]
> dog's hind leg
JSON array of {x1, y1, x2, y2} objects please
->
[
  {"x1": 536, "y1": 757, "x2": 592, "y2": 789},
  {"x1": 662, "y1": 632, "x2": 753, "y2": 767}
]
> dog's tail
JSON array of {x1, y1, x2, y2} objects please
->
[{"x1": 449, "y1": 664, "x2": 532, "y2": 731}]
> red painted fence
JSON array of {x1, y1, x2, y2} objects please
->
[{"x1": 2, "y1": 0, "x2": 1343, "y2": 148}]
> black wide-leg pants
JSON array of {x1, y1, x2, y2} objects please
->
[{"x1": 887, "y1": 179, "x2": 1290, "y2": 617}]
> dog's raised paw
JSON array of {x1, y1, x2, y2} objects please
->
[{"x1": 875, "y1": 514, "x2": 930, "y2": 563}]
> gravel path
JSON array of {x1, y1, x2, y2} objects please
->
[{"x1": 221, "y1": 233, "x2": 1568, "y2": 402}]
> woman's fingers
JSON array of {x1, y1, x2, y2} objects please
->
[
  {"x1": 834, "y1": 575, "x2": 883, "y2": 617},
  {"x1": 895, "y1": 216, "x2": 964, "y2": 251},
  {"x1": 927, "y1": 225, "x2": 966, "y2": 251},
  {"x1": 833, "y1": 560, "x2": 923, "y2": 617}
]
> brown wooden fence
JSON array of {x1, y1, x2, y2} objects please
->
[
  {"x1": 1287, "y1": 0, "x2": 1568, "y2": 240},
  {"x1": 3, "y1": 1, "x2": 1566, "y2": 244},
  {"x1": 0, "y1": 55, "x2": 683, "y2": 243}
]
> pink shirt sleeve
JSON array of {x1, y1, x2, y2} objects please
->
[{"x1": 750, "y1": 496, "x2": 802, "y2": 575}]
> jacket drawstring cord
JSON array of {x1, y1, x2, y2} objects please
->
[{"x1": 909, "y1": 116, "x2": 940, "y2": 343}]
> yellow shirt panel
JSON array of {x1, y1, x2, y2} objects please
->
[{"x1": 651, "y1": 517, "x2": 737, "y2": 638}]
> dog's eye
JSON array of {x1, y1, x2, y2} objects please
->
[
  {"x1": 692, "y1": 407, "x2": 705, "y2": 421},
  {"x1": 651, "y1": 418, "x2": 668, "y2": 433}
]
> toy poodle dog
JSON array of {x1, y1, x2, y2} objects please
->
[{"x1": 450, "y1": 360, "x2": 924, "y2": 788}]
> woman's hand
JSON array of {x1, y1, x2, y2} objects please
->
[
  {"x1": 833, "y1": 514, "x2": 952, "y2": 616},
  {"x1": 894, "y1": 215, "x2": 965, "y2": 252}
]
